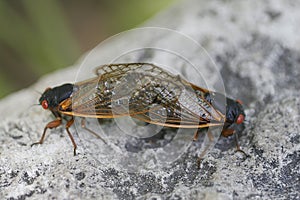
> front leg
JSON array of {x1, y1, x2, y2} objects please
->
[
  {"x1": 31, "y1": 117, "x2": 62, "y2": 146},
  {"x1": 65, "y1": 117, "x2": 77, "y2": 156},
  {"x1": 234, "y1": 132, "x2": 249, "y2": 159},
  {"x1": 222, "y1": 128, "x2": 249, "y2": 159}
]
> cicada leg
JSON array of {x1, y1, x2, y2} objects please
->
[
  {"x1": 31, "y1": 117, "x2": 78, "y2": 156},
  {"x1": 222, "y1": 128, "x2": 249, "y2": 159},
  {"x1": 234, "y1": 133, "x2": 249, "y2": 159},
  {"x1": 65, "y1": 117, "x2": 77, "y2": 156},
  {"x1": 196, "y1": 130, "x2": 215, "y2": 169},
  {"x1": 81, "y1": 118, "x2": 107, "y2": 144},
  {"x1": 193, "y1": 129, "x2": 199, "y2": 141},
  {"x1": 31, "y1": 117, "x2": 62, "y2": 147}
]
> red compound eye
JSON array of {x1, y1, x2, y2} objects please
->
[
  {"x1": 236, "y1": 114, "x2": 245, "y2": 124},
  {"x1": 41, "y1": 100, "x2": 49, "y2": 109}
]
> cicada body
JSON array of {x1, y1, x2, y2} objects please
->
[{"x1": 33, "y1": 63, "x2": 246, "y2": 158}]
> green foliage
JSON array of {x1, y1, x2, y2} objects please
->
[{"x1": 0, "y1": 0, "x2": 174, "y2": 99}]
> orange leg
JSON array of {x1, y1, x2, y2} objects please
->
[
  {"x1": 223, "y1": 129, "x2": 249, "y2": 158},
  {"x1": 221, "y1": 129, "x2": 234, "y2": 137},
  {"x1": 196, "y1": 130, "x2": 214, "y2": 168},
  {"x1": 31, "y1": 118, "x2": 62, "y2": 146},
  {"x1": 193, "y1": 129, "x2": 199, "y2": 141},
  {"x1": 234, "y1": 133, "x2": 248, "y2": 158},
  {"x1": 81, "y1": 118, "x2": 106, "y2": 144},
  {"x1": 65, "y1": 117, "x2": 77, "y2": 156}
]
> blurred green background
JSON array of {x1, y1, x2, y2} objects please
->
[{"x1": 0, "y1": 0, "x2": 174, "y2": 99}]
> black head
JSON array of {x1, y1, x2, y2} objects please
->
[
  {"x1": 39, "y1": 83, "x2": 74, "y2": 110},
  {"x1": 221, "y1": 98, "x2": 245, "y2": 137},
  {"x1": 204, "y1": 92, "x2": 245, "y2": 133},
  {"x1": 225, "y1": 98, "x2": 245, "y2": 126}
]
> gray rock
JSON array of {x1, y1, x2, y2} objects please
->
[{"x1": 1, "y1": 0, "x2": 299, "y2": 199}]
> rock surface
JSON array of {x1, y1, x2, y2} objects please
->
[{"x1": 1, "y1": 0, "x2": 300, "y2": 199}]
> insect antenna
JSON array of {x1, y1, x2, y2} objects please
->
[
  {"x1": 28, "y1": 104, "x2": 40, "y2": 109},
  {"x1": 29, "y1": 103, "x2": 40, "y2": 108},
  {"x1": 33, "y1": 89, "x2": 42, "y2": 95}
]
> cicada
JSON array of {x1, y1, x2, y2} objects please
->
[{"x1": 32, "y1": 63, "x2": 246, "y2": 161}]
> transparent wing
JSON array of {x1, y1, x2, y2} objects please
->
[{"x1": 59, "y1": 63, "x2": 225, "y2": 128}]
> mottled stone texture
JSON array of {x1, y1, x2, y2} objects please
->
[{"x1": 1, "y1": 0, "x2": 300, "y2": 199}]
